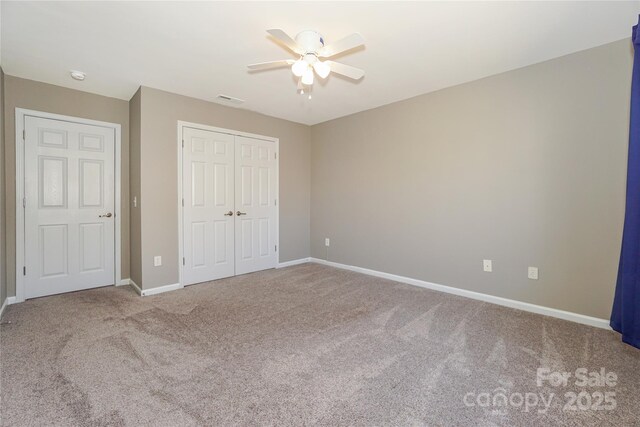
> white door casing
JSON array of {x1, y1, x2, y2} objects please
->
[
  {"x1": 182, "y1": 127, "x2": 236, "y2": 285},
  {"x1": 178, "y1": 122, "x2": 278, "y2": 286},
  {"x1": 234, "y1": 135, "x2": 278, "y2": 275},
  {"x1": 23, "y1": 115, "x2": 116, "y2": 299}
]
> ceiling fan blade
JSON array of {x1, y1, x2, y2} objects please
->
[
  {"x1": 247, "y1": 60, "x2": 294, "y2": 70},
  {"x1": 319, "y1": 33, "x2": 365, "y2": 58},
  {"x1": 325, "y1": 61, "x2": 365, "y2": 80},
  {"x1": 267, "y1": 29, "x2": 303, "y2": 54}
]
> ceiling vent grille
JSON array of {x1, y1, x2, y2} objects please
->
[{"x1": 217, "y1": 94, "x2": 245, "y2": 105}]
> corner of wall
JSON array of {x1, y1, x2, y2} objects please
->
[
  {"x1": 129, "y1": 87, "x2": 143, "y2": 288},
  {"x1": 0, "y1": 67, "x2": 6, "y2": 310}
]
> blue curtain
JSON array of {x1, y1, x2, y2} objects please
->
[{"x1": 611, "y1": 19, "x2": 640, "y2": 349}]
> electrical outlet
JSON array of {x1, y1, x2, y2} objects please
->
[
  {"x1": 154, "y1": 256, "x2": 162, "y2": 267},
  {"x1": 483, "y1": 259, "x2": 492, "y2": 272},
  {"x1": 528, "y1": 267, "x2": 539, "y2": 280},
  {"x1": 325, "y1": 238, "x2": 330, "y2": 247}
]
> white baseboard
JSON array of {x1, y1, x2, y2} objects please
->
[
  {"x1": 140, "y1": 282, "x2": 183, "y2": 297},
  {"x1": 309, "y1": 258, "x2": 611, "y2": 330},
  {"x1": 1, "y1": 277, "x2": 183, "y2": 311},
  {"x1": 277, "y1": 257, "x2": 311, "y2": 268},
  {"x1": 0, "y1": 296, "x2": 17, "y2": 319},
  {"x1": 119, "y1": 278, "x2": 182, "y2": 297},
  {"x1": 0, "y1": 298, "x2": 9, "y2": 318}
]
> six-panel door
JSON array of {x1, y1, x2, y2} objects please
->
[
  {"x1": 24, "y1": 116, "x2": 116, "y2": 299},
  {"x1": 234, "y1": 136, "x2": 278, "y2": 275},
  {"x1": 182, "y1": 128, "x2": 236, "y2": 285}
]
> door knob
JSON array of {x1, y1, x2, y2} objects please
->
[
  {"x1": 224, "y1": 211, "x2": 234, "y2": 216},
  {"x1": 99, "y1": 213, "x2": 113, "y2": 218},
  {"x1": 236, "y1": 211, "x2": 247, "y2": 216}
]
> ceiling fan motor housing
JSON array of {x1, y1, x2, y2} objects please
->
[{"x1": 295, "y1": 30, "x2": 324, "y2": 55}]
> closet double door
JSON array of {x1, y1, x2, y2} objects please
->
[{"x1": 182, "y1": 126, "x2": 278, "y2": 286}]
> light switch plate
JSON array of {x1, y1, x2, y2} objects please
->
[
  {"x1": 483, "y1": 259, "x2": 492, "y2": 272},
  {"x1": 154, "y1": 256, "x2": 162, "y2": 267},
  {"x1": 325, "y1": 238, "x2": 330, "y2": 247}
]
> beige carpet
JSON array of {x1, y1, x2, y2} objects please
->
[{"x1": 1, "y1": 263, "x2": 639, "y2": 426}]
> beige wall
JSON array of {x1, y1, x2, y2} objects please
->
[
  {"x1": 0, "y1": 69, "x2": 5, "y2": 307},
  {"x1": 310, "y1": 39, "x2": 632, "y2": 319},
  {"x1": 134, "y1": 87, "x2": 311, "y2": 290},
  {"x1": 3, "y1": 75, "x2": 130, "y2": 297},
  {"x1": 129, "y1": 88, "x2": 142, "y2": 287}
]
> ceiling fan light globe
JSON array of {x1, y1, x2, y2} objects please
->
[
  {"x1": 304, "y1": 53, "x2": 318, "y2": 65},
  {"x1": 302, "y1": 67, "x2": 314, "y2": 85},
  {"x1": 313, "y1": 61, "x2": 331, "y2": 79},
  {"x1": 291, "y1": 60, "x2": 308, "y2": 77}
]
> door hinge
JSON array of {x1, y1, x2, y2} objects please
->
[
  {"x1": 23, "y1": 197, "x2": 26, "y2": 208},
  {"x1": 23, "y1": 130, "x2": 26, "y2": 140},
  {"x1": 183, "y1": 257, "x2": 185, "y2": 265},
  {"x1": 274, "y1": 152, "x2": 277, "y2": 160},
  {"x1": 23, "y1": 266, "x2": 26, "y2": 276},
  {"x1": 182, "y1": 139, "x2": 184, "y2": 148},
  {"x1": 182, "y1": 198, "x2": 184, "y2": 207},
  {"x1": 274, "y1": 199, "x2": 277, "y2": 206},
  {"x1": 275, "y1": 245, "x2": 278, "y2": 252}
]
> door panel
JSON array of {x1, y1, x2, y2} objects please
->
[
  {"x1": 79, "y1": 223, "x2": 104, "y2": 272},
  {"x1": 39, "y1": 156, "x2": 67, "y2": 207},
  {"x1": 234, "y1": 136, "x2": 277, "y2": 275},
  {"x1": 213, "y1": 221, "x2": 228, "y2": 264},
  {"x1": 182, "y1": 127, "x2": 235, "y2": 285},
  {"x1": 24, "y1": 116, "x2": 115, "y2": 299},
  {"x1": 39, "y1": 224, "x2": 68, "y2": 277},
  {"x1": 79, "y1": 160, "x2": 104, "y2": 207}
]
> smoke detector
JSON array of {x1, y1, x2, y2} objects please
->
[{"x1": 70, "y1": 70, "x2": 86, "y2": 81}]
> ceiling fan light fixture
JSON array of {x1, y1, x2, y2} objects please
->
[
  {"x1": 302, "y1": 67, "x2": 314, "y2": 85},
  {"x1": 313, "y1": 61, "x2": 330, "y2": 79},
  {"x1": 291, "y1": 60, "x2": 308, "y2": 77}
]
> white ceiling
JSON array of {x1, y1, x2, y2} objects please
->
[{"x1": 2, "y1": 1, "x2": 639, "y2": 125}]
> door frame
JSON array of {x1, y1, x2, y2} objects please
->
[
  {"x1": 15, "y1": 108, "x2": 122, "y2": 303},
  {"x1": 177, "y1": 121, "x2": 279, "y2": 287}
]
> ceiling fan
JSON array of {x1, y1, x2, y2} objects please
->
[{"x1": 248, "y1": 29, "x2": 365, "y2": 92}]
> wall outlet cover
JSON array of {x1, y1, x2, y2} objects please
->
[
  {"x1": 528, "y1": 266, "x2": 539, "y2": 280},
  {"x1": 154, "y1": 256, "x2": 162, "y2": 267},
  {"x1": 325, "y1": 238, "x2": 330, "y2": 247},
  {"x1": 483, "y1": 259, "x2": 492, "y2": 272}
]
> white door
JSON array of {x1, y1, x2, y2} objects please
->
[
  {"x1": 234, "y1": 136, "x2": 278, "y2": 275},
  {"x1": 182, "y1": 127, "x2": 235, "y2": 285},
  {"x1": 24, "y1": 116, "x2": 116, "y2": 299}
]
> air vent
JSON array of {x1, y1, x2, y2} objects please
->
[{"x1": 217, "y1": 94, "x2": 245, "y2": 105}]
